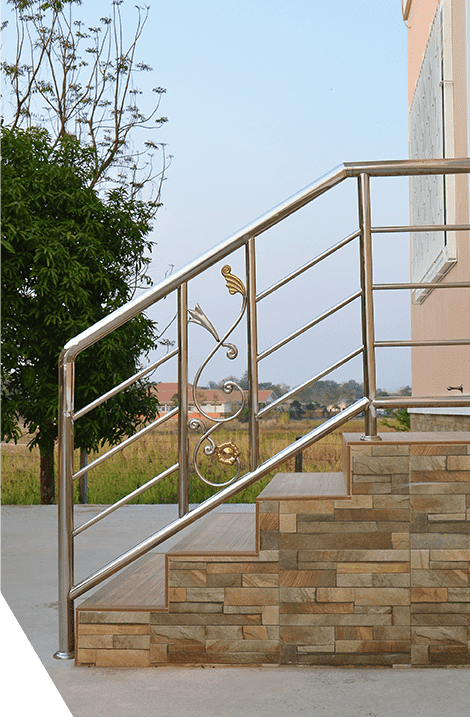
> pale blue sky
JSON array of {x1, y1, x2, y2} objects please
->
[
  {"x1": 3, "y1": 0, "x2": 412, "y2": 392},
  {"x1": 139, "y1": 1, "x2": 412, "y2": 392}
]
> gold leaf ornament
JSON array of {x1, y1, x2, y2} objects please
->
[{"x1": 221, "y1": 265, "x2": 246, "y2": 297}]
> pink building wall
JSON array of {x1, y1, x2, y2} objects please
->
[{"x1": 405, "y1": 0, "x2": 470, "y2": 406}]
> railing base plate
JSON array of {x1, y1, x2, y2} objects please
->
[
  {"x1": 360, "y1": 435, "x2": 383, "y2": 442},
  {"x1": 53, "y1": 650, "x2": 75, "y2": 661}
]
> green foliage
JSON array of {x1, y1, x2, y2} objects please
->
[
  {"x1": 2, "y1": 424, "x2": 356, "y2": 505},
  {"x1": 289, "y1": 400, "x2": 305, "y2": 421},
  {"x1": 379, "y1": 387, "x2": 411, "y2": 432},
  {"x1": 297, "y1": 379, "x2": 365, "y2": 407},
  {"x1": 381, "y1": 408, "x2": 411, "y2": 432},
  {"x1": 1, "y1": 125, "x2": 160, "y2": 455}
]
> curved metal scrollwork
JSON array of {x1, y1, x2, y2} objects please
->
[
  {"x1": 187, "y1": 265, "x2": 247, "y2": 487},
  {"x1": 189, "y1": 418, "x2": 241, "y2": 487},
  {"x1": 188, "y1": 265, "x2": 247, "y2": 424}
]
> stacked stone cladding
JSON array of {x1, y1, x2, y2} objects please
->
[
  {"x1": 76, "y1": 611, "x2": 153, "y2": 667},
  {"x1": 410, "y1": 413, "x2": 470, "y2": 432},
  {"x1": 153, "y1": 548, "x2": 281, "y2": 665},
  {"x1": 76, "y1": 432, "x2": 470, "y2": 667}
]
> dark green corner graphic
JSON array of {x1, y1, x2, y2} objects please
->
[{"x1": 0, "y1": 596, "x2": 71, "y2": 717}]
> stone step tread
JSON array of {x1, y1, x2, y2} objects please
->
[
  {"x1": 76, "y1": 473, "x2": 347, "y2": 612},
  {"x1": 258, "y1": 472, "x2": 347, "y2": 500},
  {"x1": 168, "y1": 511, "x2": 257, "y2": 555},
  {"x1": 343, "y1": 431, "x2": 470, "y2": 444},
  {"x1": 77, "y1": 553, "x2": 166, "y2": 611}
]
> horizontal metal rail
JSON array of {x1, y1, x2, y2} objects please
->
[
  {"x1": 343, "y1": 158, "x2": 470, "y2": 176},
  {"x1": 68, "y1": 397, "x2": 369, "y2": 600},
  {"x1": 72, "y1": 463, "x2": 179, "y2": 537},
  {"x1": 256, "y1": 230, "x2": 360, "y2": 302},
  {"x1": 375, "y1": 339, "x2": 470, "y2": 348},
  {"x1": 258, "y1": 291, "x2": 362, "y2": 362},
  {"x1": 60, "y1": 165, "x2": 350, "y2": 363},
  {"x1": 60, "y1": 159, "x2": 470, "y2": 364},
  {"x1": 74, "y1": 349, "x2": 178, "y2": 421},
  {"x1": 72, "y1": 408, "x2": 178, "y2": 481},
  {"x1": 374, "y1": 396, "x2": 470, "y2": 409},
  {"x1": 372, "y1": 224, "x2": 470, "y2": 234},
  {"x1": 258, "y1": 346, "x2": 364, "y2": 418},
  {"x1": 373, "y1": 282, "x2": 470, "y2": 291}
]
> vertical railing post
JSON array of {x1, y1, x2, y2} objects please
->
[
  {"x1": 295, "y1": 435, "x2": 303, "y2": 472},
  {"x1": 246, "y1": 237, "x2": 260, "y2": 471},
  {"x1": 54, "y1": 353, "x2": 75, "y2": 659},
  {"x1": 178, "y1": 282, "x2": 190, "y2": 516},
  {"x1": 358, "y1": 173, "x2": 381, "y2": 441}
]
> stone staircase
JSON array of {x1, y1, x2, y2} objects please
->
[{"x1": 75, "y1": 431, "x2": 470, "y2": 668}]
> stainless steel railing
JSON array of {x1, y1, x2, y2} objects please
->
[{"x1": 54, "y1": 158, "x2": 470, "y2": 659}]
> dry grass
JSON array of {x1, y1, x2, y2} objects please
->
[{"x1": 1, "y1": 417, "x2": 400, "y2": 505}]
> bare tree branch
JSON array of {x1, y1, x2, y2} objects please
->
[{"x1": 2, "y1": 0, "x2": 168, "y2": 210}]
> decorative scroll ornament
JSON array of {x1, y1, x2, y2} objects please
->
[
  {"x1": 187, "y1": 265, "x2": 248, "y2": 487},
  {"x1": 189, "y1": 265, "x2": 247, "y2": 424},
  {"x1": 188, "y1": 304, "x2": 220, "y2": 342},
  {"x1": 222, "y1": 265, "x2": 246, "y2": 297},
  {"x1": 189, "y1": 419, "x2": 241, "y2": 487}
]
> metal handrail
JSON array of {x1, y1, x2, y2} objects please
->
[
  {"x1": 258, "y1": 291, "x2": 363, "y2": 362},
  {"x1": 373, "y1": 223, "x2": 470, "y2": 233},
  {"x1": 55, "y1": 158, "x2": 470, "y2": 659},
  {"x1": 373, "y1": 396, "x2": 470, "y2": 409},
  {"x1": 256, "y1": 230, "x2": 361, "y2": 302},
  {"x1": 72, "y1": 463, "x2": 179, "y2": 537},
  {"x1": 258, "y1": 347, "x2": 365, "y2": 418},
  {"x1": 374, "y1": 282, "x2": 470, "y2": 290},
  {"x1": 58, "y1": 160, "x2": 470, "y2": 364},
  {"x1": 72, "y1": 408, "x2": 178, "y2": 481},
  {"x1": 68, "y1": 397, "x2": 369, "y2": 602},
  {"x1": 376, "y1": 339, "x2": 470, "y2": 348},
  {"x1": 74, "y1": 349, "x2": 178, "y2": 421}
]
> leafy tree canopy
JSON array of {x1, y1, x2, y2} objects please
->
[
  {"x1": 1, "y1": 0, "x2": 167, "y2": 504},
  {"x1": 1, "y1": 125, "x2": 160, "y2": 500}
]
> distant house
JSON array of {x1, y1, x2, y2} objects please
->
[
  {"x1": 153, "y1": 382, "x2": 277, "y2": 420},
  {"x1": 258, "y1": 390, "x2": 278, "y2": 409},
  {"x1": 327, "y1": 400, "x2": 349, "y2": 414}
]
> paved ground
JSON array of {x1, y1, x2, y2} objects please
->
[{"x1": 2, "y1": 504, "x2": 470, "y2": 717}]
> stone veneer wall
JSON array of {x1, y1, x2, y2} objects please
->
[
  {"x1": 410, "y1": 413, "x2": 470, "y2": 432},
  {"x1": 76, "y1": 546, "x2": 281, "y2": 667},
  {"x1": 276, "y1": 437, "x2": 470, "y2": 667},
  {"x1": 76, "y1": 434, "x2": 470, "y2": 667}
]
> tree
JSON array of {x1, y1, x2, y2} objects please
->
[
  {"x1": 2, "y1": 0, "x2": 168, "y2": 196},
  {"x1": 380, "y1": 385, "x2": 411, "y2": 432},
  {"x1": 381, "y1": 408, "x2": 410, "y2": 432},
  {"x1": 1, "y1": 1, "x2": 168, "y2": 503},
  {"x1": 289, "y1": 400, "x2": 305, "y2": 421},
  {"x1": 338, "y1": 379, "x2": 364, "y2": 405},
  {"x1": 258, "y1": 381, "x2": 290, "y2": 398},
  {"x1": 398, "y1": 385, "x2": 412, "y2": 396},
  {"x1": 1, "y1": 125, "x2": 160, "y2": 503}
]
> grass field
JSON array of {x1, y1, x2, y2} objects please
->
[{"x1": 1, "y1": 417, "x2": 400, "y2": 505}]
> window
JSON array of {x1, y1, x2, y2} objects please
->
[{"x1": 409, "y1": 0, "x2": 456, "y2": 303}]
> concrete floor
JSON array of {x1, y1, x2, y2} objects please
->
[{"x1": 2, "y1": 504, "x2": 470, "y2": 717}]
